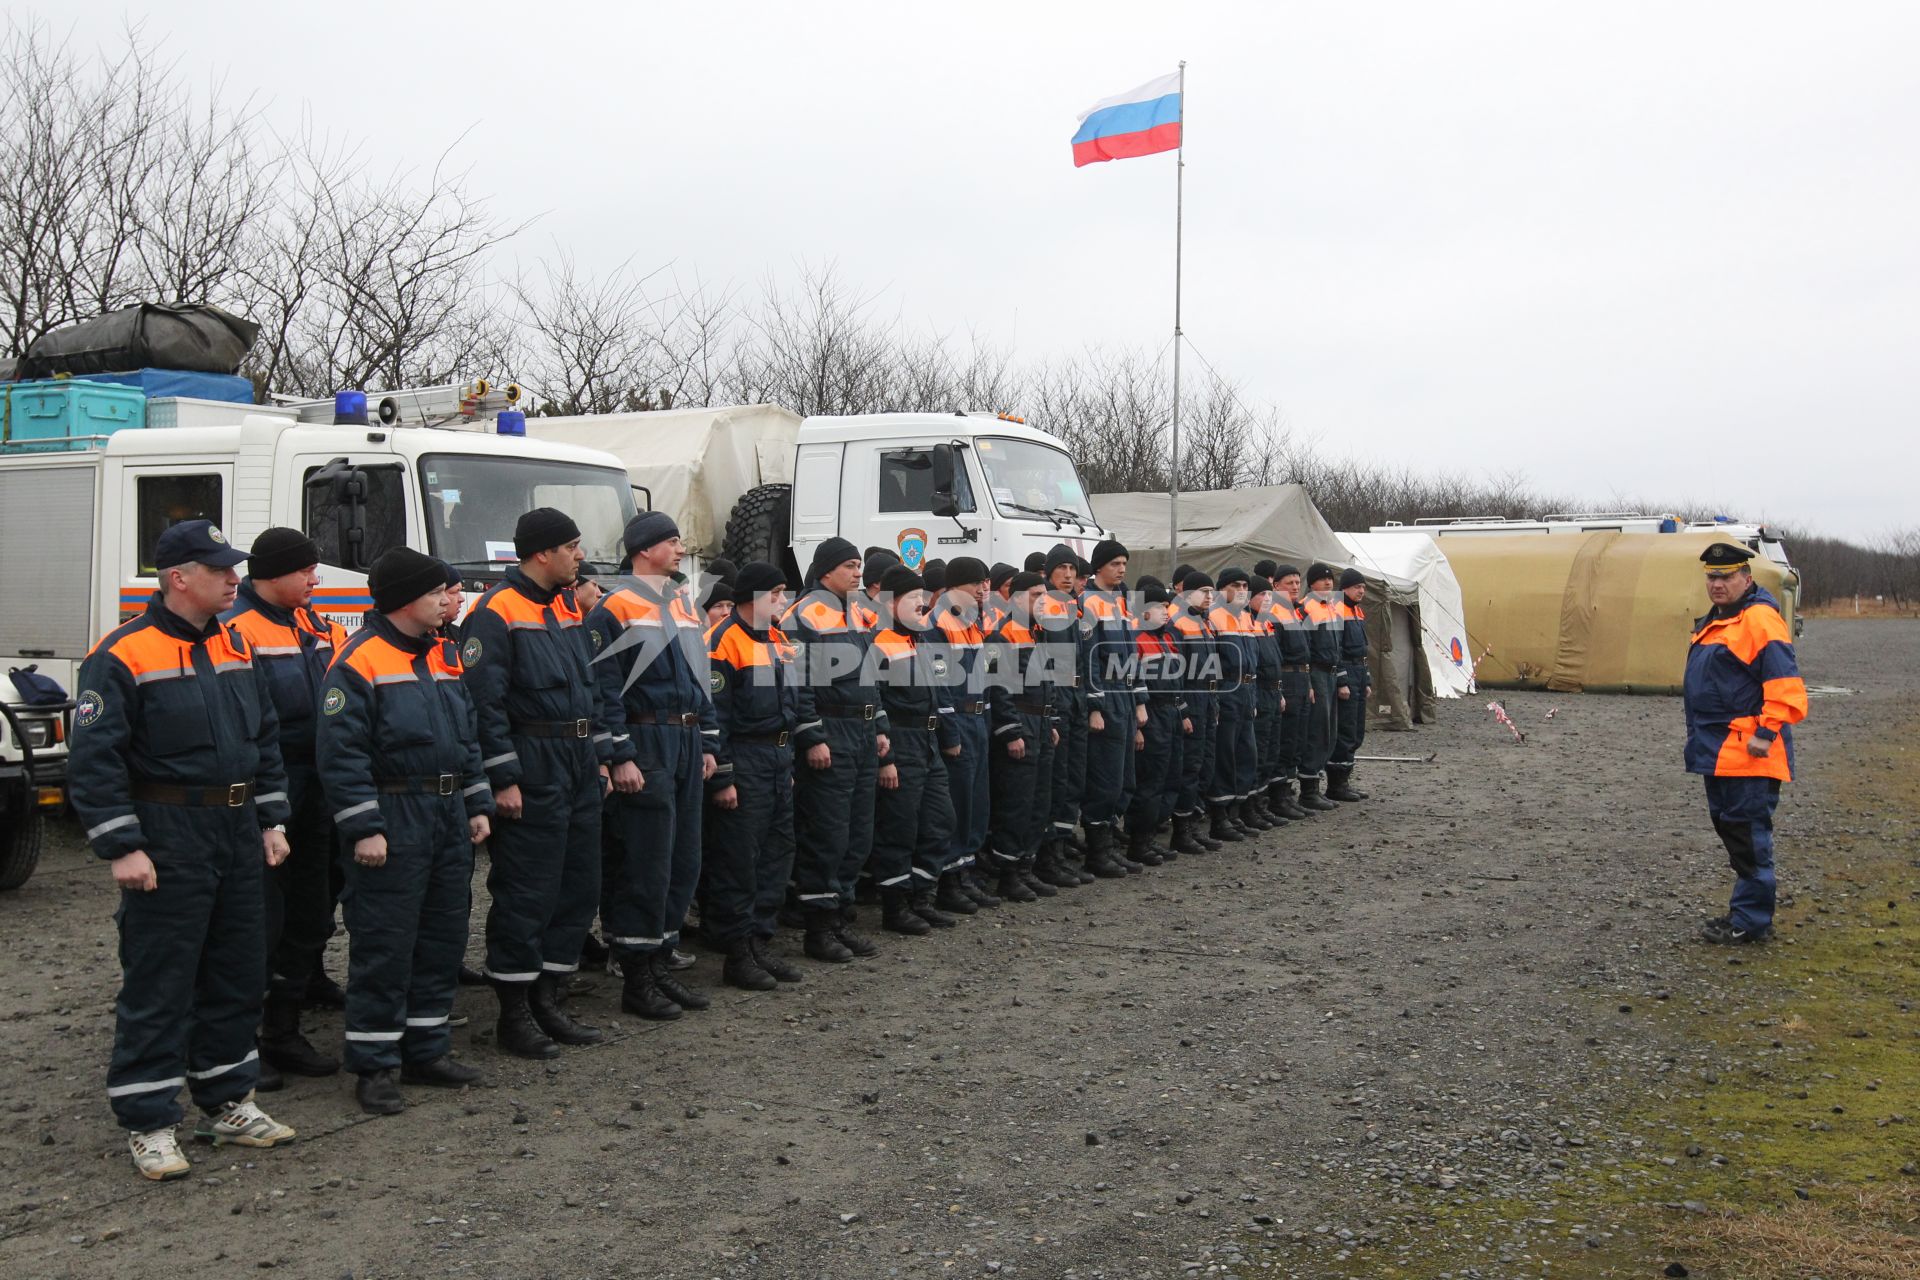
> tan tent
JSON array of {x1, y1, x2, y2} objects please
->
[
  {"x1": 523, "y1": 404, "x2": 801, "y2": 558},
  {"x1": 1090, "y1": 486, "x2": 1428, "y2": 730},
  {"x1": 1443, "y1": 530, "x2": 1799, "y2": 694}
]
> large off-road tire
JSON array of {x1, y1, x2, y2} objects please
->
[
  {"x1": 0, "y1": 807, "x2": 44, "y2": 892},
  {"x1": 721, "y1": 484, "x2": 799, "y2": 585}
]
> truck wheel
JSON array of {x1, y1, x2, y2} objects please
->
[
  {"x1": 0, "y1": 809, "x2": 43, "y2": 892},
  {"x1": 722, "y1": 484, "x2": 799, "y2": 584}
]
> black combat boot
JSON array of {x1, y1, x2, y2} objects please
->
[
  {"x1": 909, "y1": 885, "x2": 959, "y2": 928},
  {"x1": 1326, "y1": 768, "x2": 1368, "y2": 802},
  {"x1": 1208, "y1": 803, "x2": 1245, "y2": 843},
  {"x1": 804, "y1": 910, "x2": 857, "y2": 962},
  {"x1": 1272, "y1": 780, "x2": 1309, "y2": 820},
  {"x1": 1018, "y1": 855, "x2": 1058, "y2": 897},
  {"x1": 1125, "y1": 827, "x2": 1161, "y2": 869},
  {"x1": 529, "y1": 971, "x2": 607, "y2": 1045},
  {"x1": 579, "y1": 932, "x2": 611, "y2": 967},
  {"x1": 962, "y1": 866, "x2": 1003, "y2": 908},
  {"x1": 1171, "y1": 814, "x2": 1206, "y2": 855},
  {"x1": 1298, "y1": 776, "x2": 1339, "y2": 811},
  {"x1": 356, "y1": 1068, "x2": 405, "y2": 1115},
  {"x1": 458, "y1": 963, "x2": 489, "y2": 986},
  {"x1": 652, "y1": 949, "x2": 713, "y2": 1008},
  {"x1": 1055, "y1": 835, "x2": 1097, "y2": 885},
  {"x1": 401, "y1": 1055, "x2": 483, "y2": 1087},
  {"x1": 881, "y1": 888, "x2": 933, "y2": 935},
  {"x1": 304, "y1": 970, "x2": 347, "y2": 1012},
  {"x1": 1256, "y1": 790, "x2": 1289, "y2": 828},
  {"x1": 1226, "y1": 800, "x2": 1258, "y2": 836},
  {"x1": 935, "y1": 871, "x2": 980, "y2": 915},
  {"x1": 834, "y1": 906, "x2": 881, "y2": 957},
  {"x1": 750, "y1": 936, "x2": 804, "y2": 983},
  {"x1": 255, "y1": 1051, "x2": 284, "y2": 1093},
  {"x1": 723, "y1": 937, "x2": 779, "y2": 989},
  {"x1": 614, "y1": 955, "x2": 682, "y2": 1020},
  {"x1": 494, "y1": 978, "x2": 566, "y2": 1053},
  {"x1": 996, "y1": 863, "x2": 1039, "y2": 902},
  {"x1": 1032, "y1": 841, "x2": 1076, "y2": 888},
  {"x1": 260, "y1": 992, "x2": 339, "y2": 1077},
  {"x1": 1241, "y1": 794, "x2": 1275, "y2": 832},
  {"x1": 1082, "y1": 824, "x2": 1130, "y2": 879}
]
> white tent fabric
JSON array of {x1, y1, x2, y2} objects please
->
[
  {"x1": 1336, "y1": 531, "x2": 1476, "y2": 698},
  {"x1": 523, "y1": 404, "x2": 802, "y2": 556}
]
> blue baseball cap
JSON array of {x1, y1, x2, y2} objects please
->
[{"x1": 154, "y1": 519, "x2": 249, "y2": 571}]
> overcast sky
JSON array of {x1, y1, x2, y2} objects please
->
[{"x1": 50, "y1": 0, "x2": 1920, "y2": 540}]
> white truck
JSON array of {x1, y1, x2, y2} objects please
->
[
  {"x1": 0, "y1": 395, "x2": 640, "y2": 889},
  {"x1": 527, "y1": 407, "x2": 1110, "y2": 586}
]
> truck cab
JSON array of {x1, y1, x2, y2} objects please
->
[
  {"x1": 0, "y1": 406, "x2": 638, "y2": 888},
  {"x1": 744, "y1": 412, "x2": 1107, "y2": 579}
]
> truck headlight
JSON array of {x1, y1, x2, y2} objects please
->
[{"x1": 19, "y1": 719, "x2": 54, "y2": 749}]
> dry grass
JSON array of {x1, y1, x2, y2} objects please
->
[
  {"x1": 1656, "y1": 1184, "x2": 1920, "y2": 1280},
  {"x1": 1801, "y1": 601, "x2": 1920, "y2": 618}
]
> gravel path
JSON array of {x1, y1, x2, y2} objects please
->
[{"x1": 0, "y1": 619, "x2": 1906, "y2": 1280}]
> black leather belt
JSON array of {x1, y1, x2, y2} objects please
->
[
  {"x1": 892, "y1": 715, "x2": 940, "y2": 731},
  {"x1": 955, "y1": 700, "x2": 986, "y2": 715},
  {"x1": 819, "y1": 704, "x2": 877, "y2": 720},
  {"x1": 732, "y1": 731, "x2": 791, "y2": 747},
  {"x1": 132, "y1": 781, "x2": 251, "y2": 807},
  {"x1": 628, "y1": 711, "x2": 699, "y2": 727},
  {"x1": 516, "y1": 718, "x2": 593, "y2": 738},
  {"x1": 378, "y1": 773, "x2": 458, "y2": 795},
  {"x1": 1011, "y1": 698, "x2": 1050, "y2": 714}
]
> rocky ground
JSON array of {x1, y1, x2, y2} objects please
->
[{"x1": 0, "y1": 619, "x2": 1911, "y2": 1280}]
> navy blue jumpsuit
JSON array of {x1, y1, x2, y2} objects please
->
[
  {"x1": 70, "y1": 597, "x2": 291, "y2": 1132},
  {"x1": 869, "y1": 622, "x2": 958, "y2": 891},
  {"x1": 702, "y1": 613, "x2": 800, "y2": 946},
  {"x1": 1079, "y1": 587, "x2": 1141, "y2": 829},
  {"x1": 318, "y1": 612, "x2": 492, "y2": 1073},
  {"x1": 786, "y1": 586, "x2": 888, "y2": 914},
  {"x1": 984, "y1": 611, "x2": 1056, "y2": 866}
]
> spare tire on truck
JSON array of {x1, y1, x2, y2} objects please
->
[{"x1": 721, "y1": 484, "x2": 800, "y2": 587}]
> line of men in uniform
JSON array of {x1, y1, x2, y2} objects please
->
[{"x1": 71, "y1": 513, "x2": 1379, "y2": 1182}]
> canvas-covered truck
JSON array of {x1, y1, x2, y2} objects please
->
[
  {"x1": 0, "y1": 389, "x2": 639, "y2": 889},
  {"x1": 528, "y1": 407, "x2": 1109, "y2": 585}
]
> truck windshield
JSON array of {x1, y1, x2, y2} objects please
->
[
  {"x1": 975, "y1": 437, "x2": 1096, "y2": 523},
  {"x1": 420, "y1": 454, "x2": 637, "y2": 574}
]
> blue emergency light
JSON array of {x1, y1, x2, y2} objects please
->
[
  {"x1": 334, "y1": 391, "x2": 369, "y2": 425},
  {"x1": 496, "y1": 410, "x2": 526, "y2": 436}
]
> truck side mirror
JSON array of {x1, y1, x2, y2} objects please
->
[
  {"x1": 929, "y1": 443, "x2": 959, "y2": 518},
  {"x1": 306, "y1": 457, "x2": 372, "y2": 572}
]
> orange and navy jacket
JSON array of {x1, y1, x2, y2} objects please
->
[
  {"x1": 1080, "y1": 587, "x2": 1142, "y2": 709},
  {"x1": 929, "y1": 597, "x2": 988, "y2": 714},
  {"x1": 704, "y1": 612, "x2": 798, "y2": 789},
  {"x1": 317, "y1": 610, "x2": 492, "y2": 843},
  {"x1": 1249, "y1": 603, "x2": 1284, "y2": 685},
  {"x1": 586, "y1": 577, "x2": 720, "y2": 768},
  {"x1": 1336, "y1": 595, "x2": 1371, "y2": 677},
  {"x1": 69, "y1": 595, "x2": 290, "y2": 860},
  {"x1": 462, "y1": 566, "x2": 610, "y2": 788},
  {"x1": 984, "y1": 610, "x2": 1055, "y2": 742},
  {"x1": 1684, "y1": 584, "x2": 1806, "y2": 781},
  {"x1": 1300, "y1": 593, "x2": 1348, "y2": 678},
  {"x1": 1033, "y1": 589, "x2": 1081, "y2": 700},
  {"x1": 1171, "y1": 602, "x2": 1219, "y2": 709},
  {"x1": 871, "y1": 622, "x2": 958, "y2": 752},
  {"x1": 1208, "y1": 602, "x2": 1258, "y2": 708},
  {"x1": 782, "y1": 585, "x2": 888, "y2": 751},
  {"x1": 1272, "y1": 594, "x2": 1312, "y2": 666},
  {"x1": 1134, "y1": 623, "x2": 1188, "y2": 708},
  {"x1": 222, "y1": 579, "x2": 348, "y2": 765}
]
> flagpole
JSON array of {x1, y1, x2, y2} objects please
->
[{"x1": 1168, "y1": 60, "x2": 1186, "y2": 582}]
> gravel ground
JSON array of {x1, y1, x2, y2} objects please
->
[{"x1": 0, "y1": 618, "x2": 1908, "y2": 1280}]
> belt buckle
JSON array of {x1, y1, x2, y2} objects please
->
[
  {"x1": 775, "y1": 730, "x2": 790, "y2": 748},
  {"x1": 574, "y1": 718, "x2": 591, "y2": 738},
  {"x1": 437, "y1": 773, "x2": 456, "y2": 796},
  {"x1": 862, "y1": 704, "x2": 876, "y2": 721},
  {"x1": 226, "y1": 782, "x2": 247, "y2": 808},
  {"x1": 926, "y1": 715, "x2": 939, "y2": 730}
]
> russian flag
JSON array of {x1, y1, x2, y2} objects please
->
[{"x1": 1072, "y1": 71, "x2": 1182, "y2": 168}]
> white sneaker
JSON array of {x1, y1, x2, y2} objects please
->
[
  {"x1": 194, "y1": 1095, "x2": 296, "y2": 1148},
  {"x1": 129, "y1": 1127, "x2": 191, "y2": 1180}
]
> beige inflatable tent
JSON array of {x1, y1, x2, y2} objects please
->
[
  {"x1": 1443, "y1": 530, "x2": 1799, "y2": 694},
  {"x1": 1090, "y1": 486, "x2": 1429, "y2": 729}
]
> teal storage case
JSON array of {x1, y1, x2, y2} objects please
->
[{"x1": 2, "y1": 379, "x2": 147, "y2": 451}]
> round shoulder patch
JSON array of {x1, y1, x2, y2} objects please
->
[
  {"x1": 74, "y1": 690, "x2": 105, "y2": 728},
  {"x1": 321, "y1": 687, "x2": 347, "y2": 717},
  {"x1": 461, "y1": 636, "x2": 483, "y2": 665},
  {"x1": 591, "y1": 628, "x2": 604, "y2": 651},
  {"x1": 709, "y1": 669, "x2": 727, "y2": 695}
]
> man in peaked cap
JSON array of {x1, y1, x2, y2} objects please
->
[{"x1": 1685, "y1": 542, "x2": 1806, "y2": 945}]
